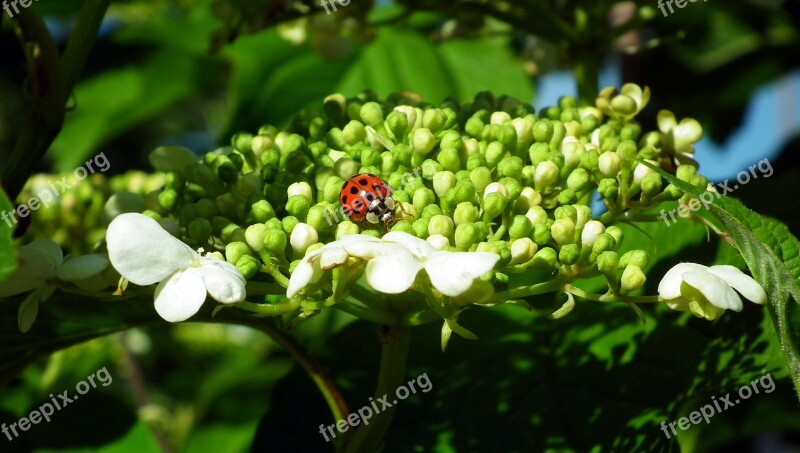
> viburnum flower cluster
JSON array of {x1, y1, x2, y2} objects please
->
[{"x1": 2, "y1": 84, "x2": 767, "y2": 342}]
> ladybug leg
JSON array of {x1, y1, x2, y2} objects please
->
[{"x1": 393, "y1": 199, "x2": 414, "y2": 221}]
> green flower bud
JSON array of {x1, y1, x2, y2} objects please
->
[
  {"x1": 245, "y1": 224, "x2": 268, "y2": 252},
  {"x1": 498, "y1": 156, "x2": 524, "y2": 180},
  {"x1": 189, "y1": 218, "x2": 212, "y2": 243},
  {"x1": 290, "y1": 222, "x2": 318, "y2": 256},
  {"x1": 512, "y1": 117, "x2": 534, "y2": 150},
  {"x1": 676, "y1": 165, "x2": 697, "y2": 182},
  {"x1": 225, "y1": 241, "x2": 251, "y2": 264},
  {"x1": 336, "y1": 220, "x2": 360, "y2": 238},
  {"x1": 551, "y1": 218, "x2": 576, "y2": 246},
  {"x1": 286, "y1": 195, "x2": 311, "y2": 220},
  {"x1": 360, "y1": 102, "x2": 384, "y2": 126},
  {"x1": 554, "y1": 205, "x2": 578, "y2": 222},
  {"x1": 470, "y1": 166, "x2": 492, "y2": 193},
  {"x1": 423, "y1": 109, "x2": 446, "y2": 132},
  {"x1": 221, "y1": 225, "x2": 246, "y2": 243},
  {"x1": 158, "y1": 189, "x2": 178, "y2": 210},
  {"x1": 524, "y1": 206, "x2": 548, "y2": 225},
  {"x1": 323, "y1": 176, "x2": 345, "y2": 203},
  {"x1": 307, "y1": 205, "x2": 333, "y2": 233},
  {"x1": 251, "y1": 200, "x2": 276, "y2": 223},
  {"x1": 386, "y1": 110, "x2": 409, "y2": 140},
  {"x1": 104, "y1": 192, "x2": 146, "y2": 221},
  {"x1": 580, "y1": 220, "x2": 605, "y2": 248},
  {"x1": 641, "y1": 172, "x2": 663, "y2": 197},
  {"x1": 605, "y1": 225, "x2": 623, "y2": 243},
  {"x1": 264, "y1": 228, "x2": 288, "y2": 256},
  {"x1": 559, "y1": 243, "x2": 580, "y2": 265},
  {"x1": 381, "y1": 151, "x2": 398, "y2": 174},
  {"x1": 485, "y1": 141, "x2": 505, "y2": 169},
  {"x1": 235, "y1": 255, "x2": 259, "y2": 280},
  {"x1": 433, "y1": 171, "x2": 456, "y2": 197},
  {"x1": 215, "y1": 193, "x2": 239, "y2": 219},
  {"x1": 465, "y1": 116, "x2": 484, "y2": 138},
  {"x1": 596, "y1": 178, "x2": 617, "y2": 200},
  {"x1": 509, "y1": 215, "x2": 532, "y2": 240},
  {"x1": 214, "y1": 156, "x2": 238, "y2": 183},
  {"x1": 581, "y1": 149, "x2": 600, "y2": 171},
  {"x1": 532, "y1": 247, "x2": 557, "y2": 271},
  {"x1": 422, "y1": 204, "x2": 443, "y2": 220},
  {"x1": 428, "y1": 215, "x2": 454, "y2": 238},
  {"x1": 596, "y1": 251, "x2": 619, "y2": 275},
  {"x1": 287, "y1": 182, "x2": 313, "y2": 202},
  {"x1": 591, "y1": 233, "x2": 617, "y2": 255},
  {"x1": 567, "y1": 168, "x2": 591, "y2": 192},
  {"x1": 532, "y1": 223, "x2": 551, "y2": 245},
  {"x1": 483, "y1": 192, "x2": 507, "y2": 219},
  {"x1": 598, "y1": 152, "x2": 621, "y2": 177},
  {"x1": 534, "y1": 161, "x2": 559, "y2": 188},
  {"x1": 454, "y1": 279, "x2": 495, "y2": 306},
  {"x1": 390, "y1": 219, "x2": 415, "y2": 235},
  {"x1": 335, "y1": 157, "x2": 359, "y2": 181},
  {"x1": 533, "y1": 119, "x2": 554, "y2": 143},
  {"x1": 412, "y1": 128, "x2": 436, "y2": 155},
  {"x1": 455, "y1": 223, "x2": 480, "y2": 250},
  {"x1": 281, "y1": 216, "x2": 299, "y2": 234},
  {"x1": 412, "y1": 187, "x2": 436, "y2": 212},
  {"x1": 514, "y1": 187, "x2": 542, "y2": 212},
  {"x1": 621, "y1": 122, "x2": 642, "y2": 141},
  {"x1": 690, "y1": 174, "x2": 708, "y2": 190},
  {"x1": 342, "y1": 121, "x2": 367, "y2": 145},
  {"x1": 393, "y1": 106, "x2": 418, "y2": 131},
  {"x1": 619, "y1": 250, "x2": 649, "y2": 269},
  {"x1": 454, "y1": 202, "x2": 479, "y2": 225},
  {"x1": 412, "y1": 218, "x2": 430, "y2": 238},
  {"x1": 437, "y1": 148, "x2": 461, "y2": 173},
  {"x1": 490, "y1": 111, "x2": 511, "y2": 124},
  {"x1": 620, "y1": 265, "x2": 646, "y2": 292},
  {"x1": 528, "y1": 142, "x2": 550, "y2": 164},
  {"x1": 510, "y1": 237, "x2": 538, "y2": 264}
]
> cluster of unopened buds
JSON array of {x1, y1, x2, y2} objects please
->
[{"x1": 1, "y1": 84, "x2": 766, "y2": 345}]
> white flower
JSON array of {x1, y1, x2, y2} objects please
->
[
  {"x1": 287, "y1": 231, "x2": 499, "y2": 299},
  {"x1": 658, "y1": 263, "x2": 766, "y2": 320},
  {"x1": 0, "y1": 239, "x2": 109, "y2": 332},
  {"x1": 657, "y1": 110, "x2": 703, "y2": 164},
  {"x1": 106, "y1": 213, "x2": 246, "y2": 322}
]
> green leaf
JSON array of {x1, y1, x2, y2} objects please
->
[
  {"x1": 642, "y1": 161, "x2": 800, "y2": 398},
  {"x1": 0, "y1": 187, "x2": 17, "y2": 284},
  {"x1": 336, "y1": 27, "x2": 534, "y2": 102}
]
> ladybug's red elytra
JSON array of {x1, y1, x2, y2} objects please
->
[{"x1": 339, "y1": 173, "x2": 399, "y2": 227}]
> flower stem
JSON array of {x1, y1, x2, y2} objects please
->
[
  {"x1": 563, "y1": 283, "x2": 660, "y2": 304},
  {"x1": 341, "y1": 327, "x2": 411, "y2": 453},
  {"x1": 493, "y1": 278, "x2": 564, "y2": 301}
]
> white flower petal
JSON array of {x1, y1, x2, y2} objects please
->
[
  {"x1": 107, "y1": 213, "x2": 197, "y2": 286},
  {"x1": 657, "y1": 263, "x2": 708, "y2": 300},
  {"x1": 319, "y1": 246, "x2": 348, "y2": 270},
  {"x1": 287, "y1": 257, "x2": 323, "y2": 298},
  {"x1": 682, "y1": 270, "x2": 743, "y2": 312},
  {"x1": 199, "y1": 259, "x2": 246, "y2": 304},
  {"x1": 381, "y1": 231, "x2": 436, "y2": 259},
  {"x1": 426, "y1": 235, "x2": 449, "y2": 250},
  {"x1": 707, "y1": 265, "x2": 767, "y2": 305},
  {"x1": 342, "y1": 239, "x2": 396, "y2": 260},
  {"x1": 424, "y1": 251, "x2": 499, "y2": 297},
  {"x1": 57, "y1": 255, "x2": 110, "y2": 281},
  {"x1": 364, "y1": 248, "x2": 423, "y2": 294},
  {"x1": 153, "y1": 269, "x2": 207, "y2": 322}
]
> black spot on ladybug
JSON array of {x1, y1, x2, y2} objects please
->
[
  {"x1": 358, "y1": 178, "x2": 368, "y2": 186},
  {"x1": 341, "y1": 195, "x2": 348, "y2": 203},
  {"x1": 366, "y1": 193, "x2": 374, "y2": 201},
  {"x1": 349, "y1": 186, "x2": 358, "y2": 195}
]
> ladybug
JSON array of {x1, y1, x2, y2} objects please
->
[{"x1": 339, "y1": 173, "x2": 398, "y2": 226}]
